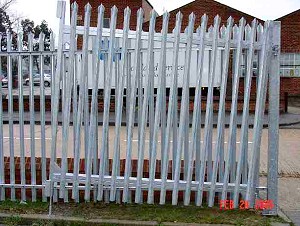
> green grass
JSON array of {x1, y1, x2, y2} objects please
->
[
  {"x1": 3, "y1": 215, "x2": 22, "y2": 226},
  {"x1": 0, "y1": 200, "x2": 288, "y2": 226},
  {"x1": 0, "y1": 200, "x2": 48, "y2": 214}
]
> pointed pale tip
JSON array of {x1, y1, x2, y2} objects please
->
[
  {"x1": 150, "y1": 9, "x2": 158, "y2": 25},
  {"x1": 150, "y1": 9, "x2": 157, "y2": 18},
  {"x1": 71, "y1": 2, "x2": 78, "y2": 11},
  {"x1": 251, "y1": 18, "x2": 257, "y2": 26},
  {"x1": 266, "y1": 20, "x2": 272, "y2": 27},
  {"x1": 207, "y1": 25, "x2": 213, "y2": 33},
  {"x1": 188, "y1": 12, "x2": 195, "y2": 21},
  {"x1": 176, "y1": 11, "x2": 183, "y2": 20},
  {"x1": 227, "y1": 16, "x2": 233, "y2": 24},
  {"x1": 111, "y1": 5, "x2": 118, "y2": 11},
  {"x1": 137, "y1": 8, "x2": 144, "y2": 17},
  {"x1": 163, "y1": 11, "x2": 170, "y2": 19},
  {"x1": 214, "y1": 15, "x2": 221, "y2": 24},
  {"x1": 124, "y1": 7, "x2": 131, "y2": 19},
  {"x1": 201, "y1": 14, "x2": 208, "y2": 22},
  {"x1": 98, "y1": 4, "x2": 105, "y2": 13},
  {"x1": 84, "y1": 3, "x2": 92, "y2": 12},
  {"x1": 124, "y1": 6, "x2": 131, "y2": 13},
  {"x1": 239, "y1": 17, "x2": 246, "y2": 25},
  {"x1": 257, "y1": 23, "x2": 263, "y2": 30}
]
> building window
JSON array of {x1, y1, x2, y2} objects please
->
[
  {"x1": 280, "y1": 53, "x2": 300, "y2": 77},
  {"x1": 240, "y1": 51, "x2": 259, "y2": 77},
  {"x1": 103, "y1": 18, "x2": 110, "y2": 28}
]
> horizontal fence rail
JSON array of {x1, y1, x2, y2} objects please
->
[{"x1": 0, "y1": 1, "x2": 280, "y2": 215}]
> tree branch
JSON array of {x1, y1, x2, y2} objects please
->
[{"x1": 0, "y1": 0, "x2": 16, "y2": 11}]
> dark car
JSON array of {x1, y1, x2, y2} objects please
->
[{"x1": 2, "y1": 75, "x2": 19, "y2": 88}]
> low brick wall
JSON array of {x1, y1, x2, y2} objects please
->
[
  {"x1": 2, "y1": 157, "x2": 225, "y2": 203},
  {"x1": 1, "y1": 95, "x2": 287, "y2": 113}
]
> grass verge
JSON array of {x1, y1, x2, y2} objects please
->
[{"x1": 0, "y1": 200, "x2": 289, "y2": 226}]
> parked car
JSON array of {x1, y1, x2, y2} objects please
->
[
  {"x1": 2, "y1": 75, "x2": 18, "y2": 88},
  {"x1": 1, "y1": 76, "x2": 7, "y2": 87},
  {"x1": 24, "y1": 73, "x2": 52, "y2": 87}
]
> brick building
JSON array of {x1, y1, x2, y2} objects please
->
[
  {"x1": 73, "y1": 0, "x2": 153, "y2": 29},
  {"x1": 71, "y1": 0, "x2": 300, "y2": 112},
  {"x1": 142, "y1": 0, "x2": 263, "y2": 32},
  {"x1": 276, "y1": 9, "x2": 300, "y2": 98}
]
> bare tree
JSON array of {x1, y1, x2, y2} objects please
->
[{"x1": 0, "y1": 0, "x2": 17, "y2": 11}]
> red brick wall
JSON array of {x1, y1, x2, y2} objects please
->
[
  {"x1": 72, "y1": 0, "x2": 143, "y2": 29},
  {"x1": 71, "y1": 0, "x2": 153, "y2": 32},
  {"x1": 71, "y1": 0, "x2": 153, "y2": 49},
  {"x1": 3, "y1": 157, "x2": 189, "y2": 202},
  {"x1": 280, "y1": 77, "x2": 300, "y2": 96},
  {"x1": 276, "y1": 10, "x2": 300, "y2": 53},
  {"x1": 275, "y1": 10, "x2": 300, "y2": 97},
  {"x1": 3, "y1": 94, "x2": 286, "y2": 113}
]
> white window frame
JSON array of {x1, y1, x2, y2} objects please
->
[{"x1": 280, "y1": 53, "x2": 300, "y2": 77}]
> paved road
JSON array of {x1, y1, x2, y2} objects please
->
[
  {"x1": 1, "y1": 125, "x2": 299, "y2": 176},
  {"x1": 1, "y1": 86, "x2": 52, "y2": 97}
]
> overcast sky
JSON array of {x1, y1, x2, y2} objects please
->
[{"x1": 9, "y1": 0, "x2": 300, "y2": 37}]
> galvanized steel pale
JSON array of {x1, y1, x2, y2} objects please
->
[{"x1": 0, "y1": 36, "x2": 4, "y2": 201}]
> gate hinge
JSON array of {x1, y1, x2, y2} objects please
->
[{"x1": 272, "y1": 44, "x2": 280, "y2": 56}]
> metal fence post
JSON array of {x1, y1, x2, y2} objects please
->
[{"x1": 266, "y1": 21, "x2": 280, "y2": 216}]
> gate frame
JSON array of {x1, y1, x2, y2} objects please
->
[
  {"x1": 0, "y1": 0, "x2": 280, "y2": 217},
  {"x1": 49, "y1": 1, "x2": 281, "y2": 214},
  {"x1": 266, "y1": 21, "x2": 280, "y2": 215}
]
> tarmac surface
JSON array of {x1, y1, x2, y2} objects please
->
[
  {"x1": 277, "y1": 98, "x2": 300, "y2": 226},
  {"x1": 1, "y1": 125, "x2": 299, "y2": 177}
]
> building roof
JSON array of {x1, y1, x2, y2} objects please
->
[
  {"x1": 274, "y1": 8, "x2": 300, "y2": 53},
  {"x1": 275, "y1": 8, "x2": 300, "y2": 21},
  {"x1": 144, "y1": 0, "x2": 154, "y2": 9}
]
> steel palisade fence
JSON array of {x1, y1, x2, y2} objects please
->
[{"x1": 0, "y1": 1, "x2": 280, "y2": 215}]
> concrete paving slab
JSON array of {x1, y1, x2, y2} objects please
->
[
  {"x1": 2, "y1": 126, "x2": 300, "y2": 176},
  {"x1": 284, "y1": 211, "x2": 300, "y2": 226}
]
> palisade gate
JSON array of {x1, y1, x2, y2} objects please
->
[{"x1": 0, "y1": 0, "x2": 280, "y2": 215}]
